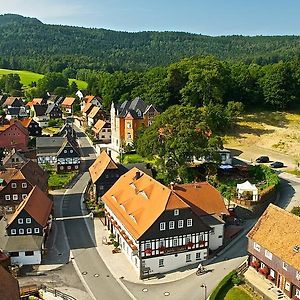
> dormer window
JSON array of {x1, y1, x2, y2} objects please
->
[{"x1": 174, "y1": 209, "x2": 179, "y2": 216}]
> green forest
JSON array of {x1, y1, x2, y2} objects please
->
[{"x1": 2, "y1": 14, "x2": 300, "y2": 75}]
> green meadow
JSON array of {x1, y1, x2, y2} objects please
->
[{"x1": 0, "y1": 68, "x2": 88, "y2": 90}]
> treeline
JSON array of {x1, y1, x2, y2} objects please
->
[
  {"x1": 87, "y1": 56, "x2": 300, "y2": 111},
  {"x1": 2, "y1": 14, "x2": 300, "y2": 74}
]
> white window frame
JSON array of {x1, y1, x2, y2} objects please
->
[
  {"x1": 34, "y1": 228, "x2": 40, "y2": 234},
  {"x1": 158, "y1": 259, "x2": 164, "y2": 267},
  {"x1": 11, "y1": 182, "x2": 17, "y2": 188},
  {"x1": 26, "y1": 218, "x2": 31, "y2": 224},
  {"x1": 22, "y1": 182, "x2": 27, "y2": 188},
  {"x1": 5, "y1": 195, "x2": 10, "y2": 201},
  {"x1": 283, "y1": 262, "x2": 288, "y2": 271},
  {"x1": 19, "y1": 229, "x2": 24, "y2": 235},
  {"x1": 178, "y1": 220, "x2": 184, "y2": 228},
  {"x1": 18, "y1": 218, "x2": 23, "y2": 224},
  {"x1": 265, "y1": 250, "x2": 273, "y2": 260},
  {"x1": 187, "y1": 219, "x2": 193, "y2": 227},
  {"x1": 22, "y1": 194, "x2": 27, "y2": 199},
  {"x1": 159, "y1": 222, "x2": 165, "y2": 231},
  {"x1": 12, "y1": 194, "x2": 18, "y2": 201},
  {"x1": 26, "y1": 228, "x2": 32, "y2": 234},
  {"x1": 173, "y1": 238, "x2": 178, "y2": 247},
  {"x1": 11, "y1": 229, "x2": 16, "y2": 235},
  {"x1": 254, "y1": 242, "x2": 261, "y2": 252},
  {"x1": 186, "y1": 253, "x2": 191, "y2": 262},
  {"x1": 169, "y1": 221, "x2": 175, "y2": 229},
  {"x1": 285, "y1": 281, "x2": 290, "y2": 291},
  {"x1": 174, "y1": 209, "x2": 179, "y2": 216},
  {"x1": 196, "y1": 252, "x2": 201, "y2": 260}
]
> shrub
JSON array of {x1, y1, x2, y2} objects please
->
[
  {"x1": 291, "y1": 206, "x2": 300, "y2": 217},
  {"x1": 231, "y1": 272, "x2": 243, "y2": 286},
  {"x1": 109, "y1": 233, "x2": 116, "y2": 240},
  {"x1": 113, "y1": 241, "x2": 119, "y2": 248}
]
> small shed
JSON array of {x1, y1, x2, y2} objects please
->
[{"x1": 236, "y1": 181, "x2": 258, "y2": 201}]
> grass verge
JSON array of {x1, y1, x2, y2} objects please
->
[{"x1": 48, "y1": 170, "x2": 78, "y2": 190}]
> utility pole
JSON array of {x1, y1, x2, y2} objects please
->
[{"x1": 201, "y1": 284, "x2": 207, "y2": 300}]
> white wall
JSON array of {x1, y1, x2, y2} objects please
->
[
  {"x1": 209, "y1": 224, "x2": 224, "y2": 251},
  {"x1": 143, "y1": 248, "x2": 207, "y2": 275},
  {"x1": 10, "y1": 250, "x2": 41, "y2": 265}
]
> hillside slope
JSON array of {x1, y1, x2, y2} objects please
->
[{"x1": 1, "y1": 14, "x2": 300, "y2": 73}]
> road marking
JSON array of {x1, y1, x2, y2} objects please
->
[{"x1": 54, "y1": 212, "x2": 93, "y2": 221}]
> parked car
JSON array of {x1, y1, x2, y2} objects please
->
[
  {"x1": 256, "y1": 156, "x2": 270, "y2": 163},
  {"x1": 270, "y1": 161, "x2": 284, "y2": 168}
]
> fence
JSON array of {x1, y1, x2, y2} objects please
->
[{"x1": 41, "y1": 285, "x2": 77, "y2": 300}]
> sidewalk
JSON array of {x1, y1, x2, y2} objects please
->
[
  {"x1": 244, "y1": 267, "x2": 289, "y2": 300},
  {"x1": 89, "y1": 216, "x2": 255, "y2": 286},
  {"x1": 92, "y1": 217, "x2": 196, "y2": 285}
]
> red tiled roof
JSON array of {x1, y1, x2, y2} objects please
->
[
  {"x1": 8, "y1": 186, "x2": 52, "y2": 227},
  {"x1": 62, "y1": 97, "x2": 75, "y2": 106},
  {"x1": 0, "y1": 266, "x2": 20, "y2": 300},
  {"x1": 89, "y1": 151, "x2": 118, "y2": 183}
]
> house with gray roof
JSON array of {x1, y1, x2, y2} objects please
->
[{"x1": 36, "y1": 136, "x2": 80, "y2": 172}]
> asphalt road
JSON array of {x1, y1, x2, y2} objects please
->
[
  {"x1": 59, "y1": 129, "x2": 132, "y2": 300},
  {"x1": 49, "y1": 128, "x2": 300, "y2": 300}
]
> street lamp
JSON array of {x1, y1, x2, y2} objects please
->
[{"x1": 201, "y1": 284, "x2": 207, "y2": 300}]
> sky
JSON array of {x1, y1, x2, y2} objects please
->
[{"x1": 0, "y1": 0, "x2": 300, "y2": 36}]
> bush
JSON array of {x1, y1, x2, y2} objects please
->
[
  {"x1": 113, "y1": 241, "x2": 119, "y2": 248},
  {"x1": 232, "y1": 272, "x2": 243, "y2": 286},
  {"x1": 291, "y1": 206, "x2": 300, "y2": 216},
  {"x1": 210, "y1": 271, "x2": 235, "y2": 300}
]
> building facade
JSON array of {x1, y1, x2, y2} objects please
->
[
  {"x1": 102, "y1": 168, "x2": 228, "y2": 278},
  {"x1": 247, "y1": 204, "x2": 300, "y2": 299},
  {"x1": 109, "y1": 97, "x2": 159, "y2": 161}
]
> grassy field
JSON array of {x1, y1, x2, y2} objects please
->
[
  {"x1": 0, "y1": 68, "x2": 88, "y2": 90},
  {"x1": 224, "y1": 111, "x2": 300, "y2": 165},
  {"x1": 48, "y1": 170, "x2": 78, "y2": 189}
]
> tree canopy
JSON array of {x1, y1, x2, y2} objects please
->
[{"x1": 137, "y1": 105, "x2": 223, "y2": 183}]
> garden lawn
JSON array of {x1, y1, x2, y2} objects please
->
[
  {"x1": 48, "y1": 171, "x2": 77, "y2": 189},
  {"x1": 223, "y1": 286, "x2": 253, "y2": 300},
  {"x1": 122, "y1": 153, "x2": 154, "y2": 164},
  {"x1": 0, "y1": 68, "x2": 88, "y2": 89}
]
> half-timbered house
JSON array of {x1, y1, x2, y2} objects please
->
[
  {"x1": 102, "y1": 168, "x2": 227, "y2": 278},
  {"x1": 36, "y1": 136, "x2": 80, "y2": 172}
]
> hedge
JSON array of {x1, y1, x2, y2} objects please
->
[{"x1": 209, "y1": 271, "x2": 235, "y2": 300}]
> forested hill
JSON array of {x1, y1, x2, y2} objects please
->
[{"x1": 1, "y1": 14, "x2": 300, "y2": 73}]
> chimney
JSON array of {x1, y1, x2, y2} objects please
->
[
  {"x1": 135, "y1": 171, "x2": 141, "y2": 180},
  {"x1": 170, "y1": 182, "x2": 175, "y2": 190}
]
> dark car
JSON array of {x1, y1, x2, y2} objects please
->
[
  {"x1": 256, "y1": 156, "x2": 270, "y2": 163},
  {"x1": 270, "y1": 161, "x2": 284, "y2": 168}
]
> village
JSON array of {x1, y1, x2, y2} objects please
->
[{"x1": 0, "y1": 92, "x2": 299, "y2": 300}]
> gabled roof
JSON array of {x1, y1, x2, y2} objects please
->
[
  {"x1": 89, "y1": 151, "x2": 118, "y2": 183},
  {"x1": 102, "y1": 168, "x2": 204, "y2": 240},
  {"x1": 88, "y1": 106, "x2": 100, "y2": 118},
  {"x1": 172, "y1": 182, "x2": 229, "y2": 216},
  {"x1": 19, "y1": 117, "x2": 34, "y2": 128},
  {"x1": 84, "y1": 95, "x2": 95, "y2": 104},
  {"x1": 93, "y1": 119, "x2": 109, "y2": 134},
  {"x1": 2, "y1": 149, "x2": 27, "y2": 166},
  {"x1": 0, "y1": 121, "x2": 28, "y2": 136},
  {"x1": 2, "y1": 97, "x2": 23, "y2": 108},
  {"x1": 117, "y1": 97, "x2": 156, "y2": 119},
  {"x1": 247, "y1": 204, "x2": 300, "y2": 270},
  {"x1": 46, "y1": 103, "x2": 61, "y2": 114},
  {"x1": 19, "y1": 160, "x2": 48, "y2": 192},
  {"x1": 6, "y1": 107, "x2": 21, "y2": 116},
  {"x1": 32, "y1": 98, "x2": 44, "y2": 105},
  {"x1": 62, "y1": 97, "x2": 75, "y2": 106},
  {"x1": 8, "y1": 185, "x2": 52, "y2": 227},
  {"x1": 32, "y1": 104, "x2": 47, "y2": 116},
  {"x1": 82, "y1": 102, "x2": 93, "y2": 114},
  {"x1": 36, "y1": 136, "x2": 66, "y2": 152},
  {"x1": 0, "y1": 266, "x2": 20, "y2": 300}
]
